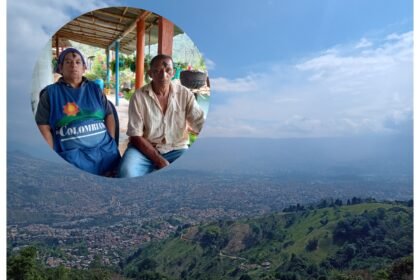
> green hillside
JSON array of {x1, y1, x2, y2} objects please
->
[{"x1": 122, "y1": 201, "x2": 413, "y2": 280}]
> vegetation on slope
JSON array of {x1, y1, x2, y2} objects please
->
[
  {"x1": 7, "y1": 199, "x2": 412, "y2": 280},
  {"x1": 122, "y1": 199, "x2": 412, "y2": 280}
]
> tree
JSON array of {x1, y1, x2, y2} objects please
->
[
  {"x1": 138, "y1": 258, "x2": 158, "y2": 272},
  {"x1": 320, "y1": 217, "x2": 329, "y2": 226},
  {"x1": 388, "y1": 256, "x2": 413, "y2": 280},
  {"x1": 305, "y1": 239, "x2": 318, "y2": 252},
  {"x1": 90, "y1": 254, "x2": 103, "y2": 269},
  {"x1": 275, "y1": 272, "x2": 300, "y2": 280},
  {"x1": 200, "y1": 225, "x2": 221, "y2": 248},
  {"x1": 239, "y1": 274, "x2": 253, "y2": 280},
  {"x1": 7, "y1": 246, "x2": 43, "y2": 280},
  {"x1": 335, "y1": 199, "x2": 343, "y2": 206},
  {"x1": 46, "y1": 265, "x2": 70, "y2": 280}
]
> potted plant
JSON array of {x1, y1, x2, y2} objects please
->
[
  {"x1": 110, "y1": 57, "x2": 127, "y2": 74},
  {"x1": 180, "y1": 69, "x2": 207, "y2": 89},
  {"x1": 104, "y1": 82, "x2": 111, "y2": 95}
]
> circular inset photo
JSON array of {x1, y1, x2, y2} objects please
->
[{"x1": 31, "y1": 6, "x2": 211, "y2": 178}]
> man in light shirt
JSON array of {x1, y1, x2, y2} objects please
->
[{"x1": 118, "y1": 54, "x2": 205, "y2": 178}]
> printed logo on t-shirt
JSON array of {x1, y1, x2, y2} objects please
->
[
  {"x1": 55, "y1": 102, "x2": 108, "y2": 149},
  {"x1": 56, "y1": 102, "x2": 106, "y2": 127},
  {"x1": 63, "y1": 102, "x2": 79, "y2": 116}
]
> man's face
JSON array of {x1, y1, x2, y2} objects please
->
[
  {"x1": 59, "y1": 52, "x2": 86, "y2": 81},
  {"x1": 149, "y1": 58, "x2": 174, "y2": 86}
]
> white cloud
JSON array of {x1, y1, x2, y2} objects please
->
[
  {"x1": 355, "y1": 38, "x2": 372, "y2": 49},
  {"x1": 204, "y1": 31, "x2": 413, "y2": 138},
  {"x1": 386, "y1": 33, "x2": 406, "y2": 41},
  {"x1": 8, "y1": 0, "x2": 116, "y2": 82},
  {"x1": 211, "y1": 76, "x2": 259, "y2": 93},
  {"x1": 274, "y1": 97, "x2": 300, "y2": 104}
]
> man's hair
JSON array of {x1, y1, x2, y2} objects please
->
[{"x1": 150, "y1": 54, "x2": 173, "y2": 68}]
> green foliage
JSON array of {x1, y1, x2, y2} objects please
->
[
  {"x1": 121, "y1": 201, "x2": 412, "y2": 280},
  {"x1": 307, "y1": 226, "x2": 314, "y2": 234},
  {"x1": 283, "y1": 203, "x2": 305, "y2": 212},
  {"x1": 199, "y1": 225, "x2": 222, "y2": 248},
  {"x1": 123, "y1": 87, "x2": 136, "y2": 101},
  {"x1": 305, "y1": 238, "x2": 318, "y2": 252},
  {"x1": 138, "y1": 258, "x2": 158, "y2": 272},
  {"x1": 86, "y1": 51, "x2": 107, "y2": 81},
  {"x1": 319, "y1": 217, "x2": 329, "y2": 226},
  {"x1": 284, "y1": 215, "x2": 296, "y2": 228},
  {"x1": 239, "y1": 274, "x2": 253, "y2": 280},
  {"x1": 388, "y1": 256, "x2": 413, "y2": 280},
  {"x1": 7, "y1": 246, "x2": 43, "y2": 280},
  {"x1": 274, "y1": 272, "x2": 300, "y2": 280},
  {"x1": 84, "y1": 72, "x2": 102, "y2": 81},
  {"x1": 135, "y1": 271, "x2": 169, "y2": 280},
  {"x1": 327, "y1": 207, "x2": 412, "y2": 271},
  {"x1": 192, "y1": 55, "x2": 207, "y2": 71},
  {"x1": 174, "y1": 62, "x2": 188, "y2": 70},
  {"x1": 7, "y1": 246, "x2": 115, "y2": 280},
  {"x1": 45, "y1": 265, "x2": 70, "y2": 280},
  {"x1": 275, "y1": 253, "x2": 324, "y2": 279}
]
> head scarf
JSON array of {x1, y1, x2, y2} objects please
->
[{"x1": 55, "y1": 48, "x2": 86, "y2": 73}]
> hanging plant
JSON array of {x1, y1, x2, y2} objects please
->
[
  {"x1": 52, "y1": 58, "x2": 58, "y2": 72},
  {"x1": 119, "y1": 57, "x2": 125, "y2": 68},
  {"x1": 130, "y1": 60, "x2": 136, "y2": 73},
  {"x1": 110, "y1": 57, "x2": 127, "y2": 74},
  {"x1": 110, "y1": 60, "x2": 116, "y2": 74},
  {"x1": 124, "y1": 56, "x2": 136, "y2": 73}
]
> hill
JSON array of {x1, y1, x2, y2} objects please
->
[
  {"x1": 122, "y1": 201, "x2": 413, "y2": 280},
  {"x1": 9, "y1": 150, "x2": 411, "y2": 227}
]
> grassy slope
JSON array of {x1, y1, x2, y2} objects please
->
[{"x1": 123, "y1": 202, "x2": 409, "y2": 279}]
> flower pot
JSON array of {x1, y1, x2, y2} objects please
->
[{"x1": 180, "y1": 70, "x2": 207, "y2": 89}]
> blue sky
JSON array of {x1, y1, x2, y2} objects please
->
[{"x1": 7, "y1": 0, "x2": 413, "y2": 153}]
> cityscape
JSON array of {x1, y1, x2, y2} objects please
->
[{"x1": 7, "y1": 147, "x2": 412, "y2": 270}]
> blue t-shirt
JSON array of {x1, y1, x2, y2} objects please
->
[{"x1": 45, "y1": 80, "x2": 120, "y2": 175}]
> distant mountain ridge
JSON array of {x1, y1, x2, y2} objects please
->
[
  {"x1": 9, "y1": 134, "x2": 413, "y2": 177},
  {"x1": 176, "y1": 136, "x2": 413, "y2": 177},
  {"x1": 8, "y1": 135, "x2": 413, "y2": 226}
]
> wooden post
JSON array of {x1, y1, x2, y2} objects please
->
[
  {"x1": 135, "y1": 19, "x2": 146, "y2": 89},
  {"x1": 106, "y1": 47, "x2": 110, "y2": 88},
  {"x1": 158, "y1": 17, "x2": 174, "y2": 56},
  {"x1": 55, "y1": 36, "x2": 59, "y2": 58},
  {"x1": 115, "y1": 41, "x2": 120, "y2": 106}
]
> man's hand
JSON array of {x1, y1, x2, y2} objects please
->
[
  {"x1": 154, "y1": 157, "x2": 170, "y2": 169},
  {"x1": 129, "y1": 136, "x2": 169, "y2": 169}
]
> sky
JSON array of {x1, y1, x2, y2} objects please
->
[
  {"x1": 7, "y1": 0, "x2": 413, "y2": 156},
  {"x1": 3, "y1": 0, "x2": 418, "y2": 270},
  {"x1": 2, "y1": 0, "x2": 417, "y2": 275}
]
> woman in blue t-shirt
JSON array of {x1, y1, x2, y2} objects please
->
[{"x1": 35, "y1": 48, "x2": 120, "y2": 176}]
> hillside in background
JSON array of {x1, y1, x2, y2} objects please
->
[
  {"x1": 122, "y1": 201, "x2": 413, "y2": 280},
  {"x1": 8, "y1": 140, "x2": 412, "y2": 227},
  {"x1": 7, "y1": 135, "x2": 413, "y2": 277},
  {"x1": 7, "y1": 201, "x2": 413, "y2": 280}
]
